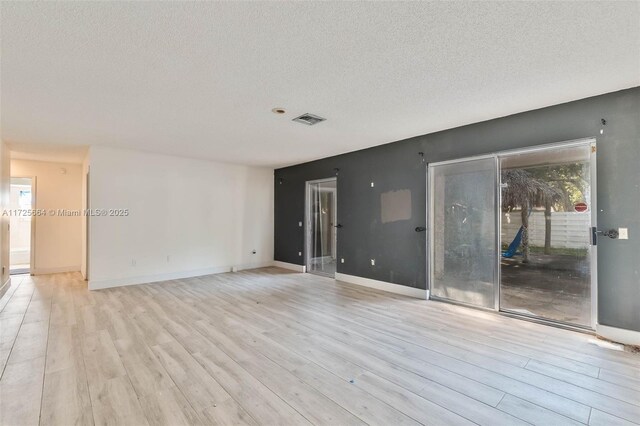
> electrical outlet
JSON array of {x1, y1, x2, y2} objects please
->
[
  {"x1": 370, "y1": 259, "x2": 375, "y2": 266},
  {"x1": 619, "y1": 228, "x2": 629, "y2": 240},
  {"x1": 341, "y1": 258, "x2": 345, "y2": 263},
  {"x1": 370, "y1": 182, "x2": 375, "y2": 187}
]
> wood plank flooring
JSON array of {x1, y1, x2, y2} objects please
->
[{"x1": 0, "y1": 268, "x2": 639, "y2": 426}]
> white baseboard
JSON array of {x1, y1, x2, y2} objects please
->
[
  {"x1": 596, "y1": 323, "x2": 640, "y2": 346},
  {"x1": 89, "y1": 266, "x2": 232, "y2": 290},
  {"x1": 273, "y1": 261, "x2": 306, "y2": 273},
  {"x1": 231, "y1": 261, "x2": 275, "y2": 272},
  {"x1": 32, "y1": 265, "x2": 80, "y2": 275},
  {"x1": 335, "y1": 272, "x2": 427, "y2": 299},
  {"x1": 0, "y1": 277, "x2": 11, "y2": 299}
]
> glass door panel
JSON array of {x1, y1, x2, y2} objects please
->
[
  {"x1": 429, "y1": 157, "x2": 498, "y2": 309},
  {"x1": 499, "y1": 143, "x2": 594, "y2": 327},
  {"x1": 307, "y1": 179, "x2": 337, "y2": 277}
]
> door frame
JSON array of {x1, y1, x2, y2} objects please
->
[
  {"x1": 9, "y1": 176, "x2": 37, "y2": 275},
  {"x1": 304, "y1": 177, "x2": 338, "y2": 277},
  {"x1": 85, "y1": 169, "x2": 90, "y2": 281},
  {"x1": 426, "y1": 137, "x2": 598, "y2": 330}
]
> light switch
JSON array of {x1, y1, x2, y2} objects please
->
[
  {"x1": 370, "y1": 182, "x2": 375, "y2": 187},
  {"x1": 370, "y1": 259, "x2": 375, "y2": 266},
  {"x1": 298, "y1": 251, "x2": 302, "y2": 256},
  {"x1": 341, "y1": 258, "x2": 345, "y2": 263},
  {"x1": 298, "y1": 221, "x2": 302, "y2": 227},
  {"x1": 619, "y1": 228, "x2": 629, "y2": 239}
]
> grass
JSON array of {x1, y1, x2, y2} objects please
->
[{"x1": 501, "y1": 244, "x2": 588, "y2": 257}]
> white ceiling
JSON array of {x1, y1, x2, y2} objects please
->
[{"x1": 2, "y1": 1, "x2": 639, "y2": 168}]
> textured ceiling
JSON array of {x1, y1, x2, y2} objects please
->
[{"x1": 2, "y1": 1, "x2": 639, "y2": 167}]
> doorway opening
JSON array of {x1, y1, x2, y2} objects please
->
[
  {"x1": 305, "y1": 178, "x2": 338, "y2": 277},
  {"x1": 428, "y1": 139, "x2": 596, "y2": 329},
  {"x1": 10, "y1": 177, "x2": 35, "y2": 275}
]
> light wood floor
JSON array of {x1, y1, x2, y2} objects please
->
[{"x1": 1, "y1": 269, "x2": 639, "y2": 426}]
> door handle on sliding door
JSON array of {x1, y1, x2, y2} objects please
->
[
  {"x1": 593, "y1": 227, "x2": 619, "y2": 243},
  {"x1": 415, "y1": 227, "x2": 427, "y2": 232},
  {"x1": 334, "y1": 224, "x2": 343, "y2": 228}
]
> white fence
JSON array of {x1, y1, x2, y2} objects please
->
[{"x1": 501, "y1": 211, "x2": 590, "y2": 249}]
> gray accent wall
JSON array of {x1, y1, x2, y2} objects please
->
[{"x1": 274, "y1": 87, "x2": 640, "y2": 332}]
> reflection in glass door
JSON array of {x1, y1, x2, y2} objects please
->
[
  {"x1": 499, "y1": 143, "x2": 595, "y2": 328},
  {"x1": 306, "y1": 178, "x2": 338, "y2": 277},
  {"x1": 429, "y1": 157, "x2": 498, "y2": 309}
]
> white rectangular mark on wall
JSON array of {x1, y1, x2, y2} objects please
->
[{"x1": 380, "y1": 189, "x2": 412, "y2": 223}]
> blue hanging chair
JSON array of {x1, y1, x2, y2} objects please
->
[
  {"x1": 502, "y1": 208, "x2": 533, "y2": 258},
  {"x1": 502, "y1": 226, "x2": 524, "y2": 258}
]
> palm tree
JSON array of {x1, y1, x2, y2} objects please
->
[{"x1": 501, "y1": 169, "x2": 562, "y2": 262}]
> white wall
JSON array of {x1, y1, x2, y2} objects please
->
[
  {"x1": 11, "y1": 159, "x2": 83, "y2": 274},
  {"x1": 88, "y1": 146, "x2": 274, "y2": 289}
]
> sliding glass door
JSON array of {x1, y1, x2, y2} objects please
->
[
  {"x1": 306, "y1": 178, "x2": 338, "y2": 277},
  {"x1": 499, "y1": 143, "x2": 595, "y2": 327},
  {"x1": 427, "y1": 139, "x2": 596, "y2": 328},
  {"x1": 429, "y1": 156, "x2": 498, "y2": 309}
]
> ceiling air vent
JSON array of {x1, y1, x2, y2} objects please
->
[{"x1": 292, "y1": 113, "x2": 326, "y2": 126}]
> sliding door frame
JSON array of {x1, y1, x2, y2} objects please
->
[
  {"x1": 496, "y1": 138, "x2": 597, "y2": 330},
  {"x1": 304, "y1": 177, "x2": 338, "y2": 277},
  {"x1": 426, "y1": 137, "x2": 598, "y2": 329}
]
